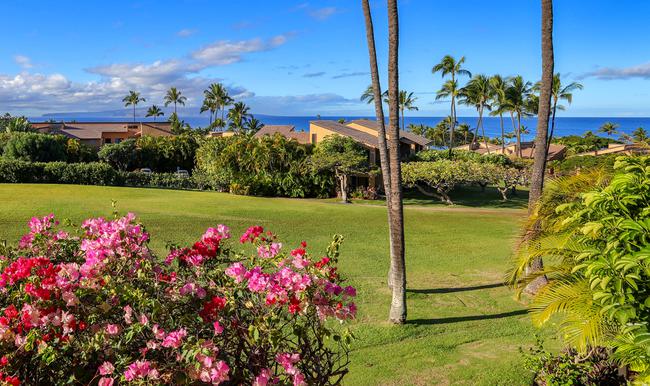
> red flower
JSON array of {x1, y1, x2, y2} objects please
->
[
  {"x1": 288, "y1": 296, "x2": 301, "y2": 314},
  {"x1": 0, "y1": 356, "x2": 8, "y2": 367},
  {"x1": 199, "y1": 296, "x2": 227, "y2": 322}
]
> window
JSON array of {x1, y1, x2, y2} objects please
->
[
  {"x1": 104, "y1": 138, "x2": 112, "y2": 144},
  {"x1": 115, "y1": 138, "x2": 122, "y2": 144}
]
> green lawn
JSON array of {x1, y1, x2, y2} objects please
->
[{"x1": 0, "y1": 184, "x2": 545, "y2": 385}]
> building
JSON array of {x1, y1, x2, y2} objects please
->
[
  {"x1": 455, "y1": 141, "x2": 568, "y2": 161},
  {"x1": 31, "y1": 121, "x2": 174, "y2": 148},
  {"x1": 255, "y1": 119, "x2": 432, "y2": 189},
  {"x1": 574, "y1": 142, "x2": 650, "y2": 157}
]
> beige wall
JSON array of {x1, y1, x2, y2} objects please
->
[{"x1": 309, "y1": 123, "x2": 340, "y2": 145}]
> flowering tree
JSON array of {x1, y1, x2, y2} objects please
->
[{"x1": 0, "y1": 214, "x2": 356, "y2": 385}]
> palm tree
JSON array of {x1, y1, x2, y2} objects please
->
[
  {"x1": 163, "y1": 87, "x2": 187, "y2": 116},
  {"x1": 246, "y1": 117, "x2": 264, "y2": 133},
  {"x1": 457, "y1": 122, "x2": 471, "y2": 144},
  {"x1": 526, "y1": 0, "x2": 555, "y2": 294},
  {"x1": 203, "y1": 83, "x2": 232, "y2": 124},
  {"x1": 489, "y1": 75, "x2": 509, "y2": 153},
  {"x1": 227, "y1": 102, "x2": 251, "y2": 132},
  {"x1": 536, "y1": 74, "x2": 582, "y2": 152},
  {"x1": 362, "y1": 0, "x2": 399, "y2": 305},
  {"x1": 459, "y1": 75, "x2": 492, "y2": 152},
  {"x1": 360, "y1": 85, "x2": 387, "y2": 104},
  {"x1": 598, "y1": 121, "x2": 619, "y2": 136},
  {"x1": 433, "y1": 55, "x2": 471, "y2": 153},
  {"x1": 200, "y1": 99, "x2": 218, "y2": 126},
  {"x1": 632, "y1": 127, "x2": 648, "y2": 143},
  {"x1": 145, "y1": 105, "x2": 164, "y2": 121},
  {"x1": 398, "y1": 91, "x2": 418, "y2": 131},
  {"x1": 506, "y1": 76, "x2": 534, "y2": 157},
  {"x1": 122, "y1": 91, "x2": 145, "y2": 122},
  {"x1": 387, "y1": 0, "x2": 406, "y2": 324}
]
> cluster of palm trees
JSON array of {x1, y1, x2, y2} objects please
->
[
  {"x1": 598, "y1": 121, "x2": 649, "y2": 144},
  {"x1": 431, "y1": 55, "x2": 583, "y2": 157},
  {"x1": 122, "y1": 88, "x2": 187, "y2": 123},
  {"x1": 121, "y1": 84, "x2": 262, "y2": 133}
]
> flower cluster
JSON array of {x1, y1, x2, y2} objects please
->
[{"x1": 0, "y1": 215, "x2": 355, "y2": 385}]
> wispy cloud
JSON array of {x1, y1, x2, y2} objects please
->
[
  {"x1": 331, "y1": 71, "x2": 367, "y2": 79},
  {"x1": 579, "y1": 62, "x2": 650, "y2": 80},
  {"x1": 191, "y1": 35, "x2": 290, "y2": 67},
  {"x1": 14, "y1": 55, "x2": 33, "y2": 69},
  {"x1": 309, "y1": 7, "x2": 338, "y2": 20},
  {"x1": 176, "y1": 28, "x2": 197, "y2": 38},
  {"x1": 303, "y1": 72, "x2": 325, "y2": 78}
]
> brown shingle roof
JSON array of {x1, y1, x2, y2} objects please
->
[
  {"x1": 346, "y1": 119, "x2": 432, "y2": 147},
  {"x1": 310, "y1": 120, "x2": 380, "y2": 148},
  {"x1": 30, "y1": 121, "x2": 173, "y2": 140},
  {"x1": 254, "y1": 125, "x2": 310, "y2": 144}
]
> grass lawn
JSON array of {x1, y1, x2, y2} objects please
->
[{"x1": 0, "y1": 184, "x2": 546, "y2": 385}]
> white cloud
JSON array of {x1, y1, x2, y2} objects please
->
[
  {"x1": 580, "y1": 62, "x2": 650, "y2": 80},
  {"x1": 191, "y1": 35, "x2": 289, "y2": 67},
  {"x1": 244, "y1": 93, "x2": 360, "y2": 115},
  {"x1": 177, "y1": 28, "x2": 197, "y2": 38},
  {"x1": 14, "y1": 55, "x2": 33, "y2": 69}
]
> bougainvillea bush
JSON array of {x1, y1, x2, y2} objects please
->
[{"x1": 0, "y1": 214, "x2": 356, "y2": 385}]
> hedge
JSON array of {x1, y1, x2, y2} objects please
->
[{"x1": 0, "y1": 159, "x2": 200, "y2": 190}]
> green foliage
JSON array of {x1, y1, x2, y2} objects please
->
[
  {"x1": 311, "y1": 135, "x2": 368, "y2": 176},
  {"x1": 98, "y1": 139, "x2": 138, "y2": 171},
  {"x1": 553, "y1": 133, "x2": 619, "y2": 155},
  {"x1": 513, "y1": 156, "x2": 650, "y2": 377},
  {"x1": 548, "y1": 154, "x2": 619, "y2": 176},
  {"x1": 0, "y1": 159, "x2": 120, "y2": 185},
  {"x1": 98, "y1": 135, "x2": 198, "y2": 172},
  {"x1": 522, "y1": 337, "x2": 624, "y2": 385},
  {"x1": 64, "y1": 138, "x2": 98, "y2": 163},
  {"x1": 2, "y1": 132, "x2": 68, "y2": 162},
  {"x1": 1, "y1": 116, "x2": 32, "y2": 133},
  {"x1": 414, "y1": 149, "x2": 511, "y2": 166},
  {"x1": 196, "y1": 134, "x2": 333, "y2": 198}
]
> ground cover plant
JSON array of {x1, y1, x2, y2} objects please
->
[
  {"x1": 0, "y1": 213, "x2": 356, "y2": 384},
  {"x1": 0, "y1": 183, "x2": 539, "y2": 385}
]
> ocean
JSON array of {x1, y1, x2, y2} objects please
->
[{"x1": 33, "y1": 114, "x2": 650, "y2": 142}]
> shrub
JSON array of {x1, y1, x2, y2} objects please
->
[
  {"x1": 2, "y1": 132, "x2": 68, "y2": 162},
  {"x1": 196, "y1": 134, "x2": 333, "y2": 198},
  {"x1": 0, "y1": 160, "x2": 120, "y2": 185},
  {"x1": 548, "y1": 154, "x2": 619, "y2": 176},
  {"x1": 65, "y1": 139, "x2": 98, "y2": 163},
  {"x1": 512, "y1": 156, "x2": 650, "y2": 380},
  {"x1": 122, "y1": 171, "x2": 196, "y2": 190},
  {"x1": 98, "y1": 139, "x2": 138, "y2": 171},
  {"x1": 414, "y1": 149, "x2": 511, "y2": 166},
  {"x1": 0, "y1": 214, "x2": 356, "y2": 384},
  {"x1": 137, "y1": 134, "x2": 198, "y2": 172}
]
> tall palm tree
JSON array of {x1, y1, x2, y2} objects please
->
[
  {"x1": 360, "y1": 85, "x2": 387, "y2": 104},
  {"x1": 489, "y1": 75, "x2": 509, "y2": 153},
  {"x1": 536, "y1": 74, "x2": 582, "y2": 152},
  {"x1": 122, "y1": 91, "x2": 145, "y2": 122},
  {"x1": 163, "y1": 87, "x2": 187, "y2": 116},
  {"x1": 386, "y1": 0, "x2": 406, "y2": 325},
  {"x1": 200, "y1": 99, "x2": 218, "y2": 126},
  {"x1": 459, "y1": 74, "x2": 492, "y2": 152},
  {"x1": 433, "y1": 55, "x2": 471, "y2": 153},
  {"x1": 203, "y1": 83, "x2": 232, "y2": 124},
  {"x1": 227, "y1": 102, "x2": 251, "y2": 132},
  {"x1": 398, "y1": 90, "x2": 418, "y2": 131},
  {"x1": 506, "y1": 76, "x2": 534, "y2": 157},
  {"x1": 145, "y1": 105, "x2": 164, "y2": 121},
  {"x1": 632, "y1": 127, "x2": 648, "y2": 143},
  {"x1": 362, "y1": 0, "x2": 397, "y2": 299},
  {"x1": 526, "y1": 0, "x2": 555, "y2": 294},
  {"x1": 457, "y1": 122, "x2": 471, "y2": 144},
  {"x1": 598, "y1": 121, "x2": 619, "y2": 136}
]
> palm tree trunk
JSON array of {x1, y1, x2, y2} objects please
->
[
  {"x1": 362, "y1": 0, "x2": 396, "y2": 289},
  {"x1": 133, "y1": 105, "x2": 136, "y2": 122},
  {"x1": 546, "y1": 102, "x2": 557, "y2": 155},
  {"x1": 480, "y1": 107, "x2": 490, "y2": 154},
  {"x1": 516, "y1": 113, "x2": 522, "y2": 158},
  {"x1": 526, "y1": 0, "x2": 554, "y2": 294},
  {"x1": 500, "y1": 113, "x2": 505, "y2": 153},
  {"x1": 387, "y1": 0, "x2": 406, "y2": 324},
  {"x1": 174, "y1": 102, "x2": 177, "y2": 115},
  {"x1": 449, "y1": 92, "x2": 456, "y2": 154},
  {"x1": 401, "y1": 108, "x2": 405, "y2": 131}
]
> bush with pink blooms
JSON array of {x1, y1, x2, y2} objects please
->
[{"x1": 0, "y1": 214, "x2": 356, "y2": 385}]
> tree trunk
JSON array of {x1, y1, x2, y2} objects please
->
[
  {"x1": 500, "y1": 114, "x2": 505, "y2": 153},
  {"x1": 516, "y1": 113, "x2": 523, "y2": 158},
  {"x1": 480, "y1": 107, "x2": 490, "y2": 154},
  {"x1": 362, "y1": 0, "x2": 396, "y2": 289},
  {"x1": 339, "y1": 173, "x2": 349, "y2": 203},
  {"x1": 526, "y1": 0, "x2": 555, "y2": 294},
  {"x1": 133, "y1": 105, "x2": 136, "y2": 122},
  {"x1": 387, "y1": 0, "x2": 407, "y2": 324},
  {"x1": 449, "y1": 90, "x2": 456, "y2": 155},
  {"x1": 546, "y1": 101, "x2": 557, "y2": 155}
]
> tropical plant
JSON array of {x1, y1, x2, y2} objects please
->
[
  {"x1": 506, "y1": 76, "x2": 534, "y2": 157},
  {"x1": 310, "y1": 135, "x2": 368, "y2": 203},
  {"x1": 459, "y1": 74, "x2": 492, "y2": 152},
  {"x1": 145, "y1": 105, "x2": 164, "y2": 121},
  {"x1": 122, "y1": 91, "x2": 146, "y2": 122},
  {"x1": 360, "y1": 85, "x2": 387, "y2": 104},
  {"x1": 511, "y1": 156, "x2": 650, "y2": 379},
  {"x1": 227, "y1": 102, "x2": 251, "y2": 133},
  {"x1": 599, "y1": 121, "x2": 620, "y2": 136},
  {"x1": 2, "y1": 132, "x2": 68, "y2": 162},
  {"x1": 398, "y1": 91, "x2": 418, "y2": 131},
  {"x1": 0, "y1": 214, "x2": 357, "y2": 384},
  {"x1": 2, "y1": 116, "x2": 32, "y2": 133},
  {"x1": 534, "y1": 74, "x2": 583, "y2": 153},
  {"x1": 163, "y1": 87, "x2": 187, "y2": 116},
  {"x1": 632, "y1": 127, "x2": 649, "y2": 143},
  {"x1": 200, "y1": 98, "x2": 218, "y2": 126},
  {"x1": 245, "y1": 117, "x2": 264, "y2": 133},
  {"x1": 489, "y1": 75, "x2": 510, "y2": 152},
  {"x1": 433, "y1": 55, "x2": 471, "y2": 152}
]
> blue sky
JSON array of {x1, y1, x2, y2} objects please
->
[{"x1": 2, "y1": 0, "x2": 650, "y2": 117}]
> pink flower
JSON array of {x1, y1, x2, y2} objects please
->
[
  {"x1": 180, "y1": 282, "x2": 206, "y2": 299},
  {"x1": 225, "y1": 262, "x2": 247, "y2": 283},
  {"x1": 213, "y1": 321, "x2": 223, "y2": 334},
  {"x1": 152, "y1": 324, "x2": 165, "y2": 340},
  {"x1": 105, "y1": 324, "x2": 120, "y2": 335},
  {"x1": 123, "y1": 305, "x2": 133, "y2": 324},
  {"x1": 138, "y1": 313, "x2": 149, "y2": 326},
  {"x1": 276, "y1": 352, "x2": 300, "y2": 375},
  {"x1": 253, "y1": 368, "x2": 272, "y2": 386},
  {"x1": 124, "y1": 360, "x2": 158, "y2": 381},
  {"x1": 98, "y1": 377, "x2": 114, "y2": 386},
  {"x1": 344, "y1": 286, "x2": 357, "y2": 298},
  {"x1": 257, "y1": 242, "x2": 282, "y2": 259},
  {"x1": 240, "y1": 226, "x2": 264, "y2": 244},
  {"x1": 99, "y1": 361, "x2": 115, "y2": 375},
  {"x1": 161, "y1": 328, "x2": 187, "y2": 348},
  {"x1": 293, "y1": 372, "x2": 307, "y2": 386}
]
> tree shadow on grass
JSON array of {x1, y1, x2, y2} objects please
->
[
  {"x1": 408, "y1": 309, "x2": 528, "y2": 325},
  {"x1": 407, "y1": 282, "x2": 505, "y2": 294}
]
